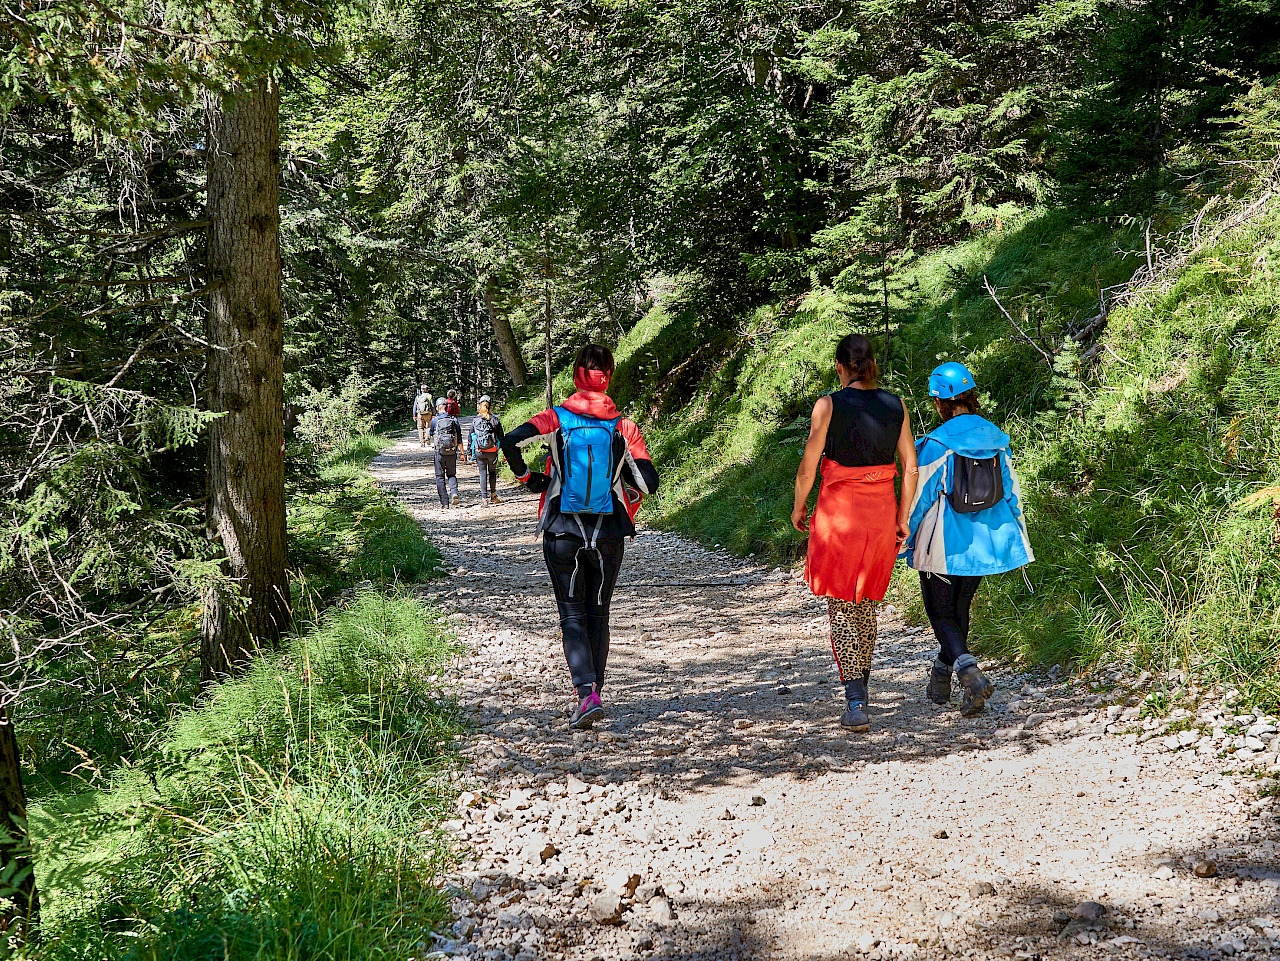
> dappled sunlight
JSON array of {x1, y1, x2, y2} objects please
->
[{"x1": 373, "y1": 431, "x2": 1280, "y2": 960}]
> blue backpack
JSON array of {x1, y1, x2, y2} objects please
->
[{"x1": 555, "y1": 407, "x2": 621, "y2": 514}]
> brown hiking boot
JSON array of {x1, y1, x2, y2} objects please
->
[
  {"x1": 957, "y1": 664, "x2": 995, "y2": 717},
  {"x1": 927, "y1": 658, "x2": 952, "y2": 705},
  {"x1": 490, "y1": 493, "x2": 501, "y2": 505}
]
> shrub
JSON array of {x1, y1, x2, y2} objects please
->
[{"x1": 293, "y1": 375, "x2": 377, "y2": 455}]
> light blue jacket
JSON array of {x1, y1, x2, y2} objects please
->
[{"x1": 903, "y1": 414, "x2": 1033, "y2": 576}]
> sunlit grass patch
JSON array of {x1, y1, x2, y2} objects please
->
[{"x1": 34, "y1": 592, "x2": 465, "y2": 961}]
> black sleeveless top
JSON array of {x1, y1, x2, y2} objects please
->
[{"x1": 823, "y1": 387, "x2": 905, "y2": 467}]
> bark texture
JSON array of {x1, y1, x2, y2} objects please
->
[
  {"x1": 484, "y1": 279, "x2": 528, "y2": 387},
  {"x1": 0, "y1": 709, "x2": 37, "y2": 940},
  {"x1": 202, "y1": 79, "x2": 290, "y2": 682}
]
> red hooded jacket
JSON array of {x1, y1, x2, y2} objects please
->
[{"x1": 499, "y1": 367, "x2": 659, "y2": 539}]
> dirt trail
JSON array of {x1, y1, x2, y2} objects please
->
[{"x1": 373, "y1": 432, "x2": 1280, "y2": 961}]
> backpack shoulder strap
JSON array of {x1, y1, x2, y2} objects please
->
[
  {"x1": 918, "y1": 432, "x2": 953, "y2": 500},
  {"x1": 547, "y1": 407, "x2": 567, "y2": 476},
  {"x1": 609, "y1": 419, "x2": 627, "y2": 482}
]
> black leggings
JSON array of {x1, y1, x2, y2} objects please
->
[
  {"x1": 543, "y1": 534, "x2": 624, "y2": 693},
  {"x1": 919, "y1": 573, "x2": 983, "y2": 667}
]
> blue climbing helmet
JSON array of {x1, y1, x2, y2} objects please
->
[{"x1": 928, "y1": 362, "x2": 977, "y2": 399}]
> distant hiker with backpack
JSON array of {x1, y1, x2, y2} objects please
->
[
  {"x1": 792, "y1": 334, "x2": 919, "y2": 733},
  {"x1": 429, "y1": 397, "x2": 463, "y2": 508},
  {"x1": 412, "y1": 385, "x2": 434, "y2": 448},
  {"x1": 469, "y1": 394, "x2": 505, "y2": 506},
  {"x1": 500, "y1": 345, "x2": 659, "y2": 730},
  {"x1": 904, "y1": 362, "x2": 1033, "y2": 717},
  {"x1": 446, "y1": 389, "x2": 462, "y2": 418}
]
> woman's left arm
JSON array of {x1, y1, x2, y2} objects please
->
[
  {"x1": 895, "y1": 409, "x2": 919, "y2": 547},
  {"x1": 791, "y1": 397, "x2": 832, "y2": 532}
]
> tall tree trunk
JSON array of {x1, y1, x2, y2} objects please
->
[
  {"x1": 0, "y1": 708, "x2": 37, "y2": 942},
  {"x1": 483, "y1": 279, "x2": 527, "y2": 388},
  {"x1": 201, "y1": 79, "x2": 290, "y2": 683}
]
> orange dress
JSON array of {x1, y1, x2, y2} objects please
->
[{"x1": 804, "y1": 459, "x2": 899, "y2": 603}]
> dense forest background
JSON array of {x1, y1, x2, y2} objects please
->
[{"x1": 4, "y1": 0, "x2": 1280, "y2": 955}]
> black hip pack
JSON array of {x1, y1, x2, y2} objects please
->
[{"x1": 948, "y1": 452, "x2": 1005, "y2": 514}]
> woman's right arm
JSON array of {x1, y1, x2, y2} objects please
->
[
  {"x1": 791, "y1": 396, "x2": 832, "y2": 532},
  {"x1": 894, "y1": 410, "x2": 919, "y2": 548}
]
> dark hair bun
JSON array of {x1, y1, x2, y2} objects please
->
[{"x1": 835, "y1": 334, "x2": 878, "y2": 388}]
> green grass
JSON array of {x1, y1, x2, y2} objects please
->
[
  {"x1": 982, "y1": 210, "x2": 1280, "y2": 703},
  {"x1": 25, "y1": 434, "x2": 461, "y2": 960},
  {"x1": 289, "y1": 434, "x2": 445, "y2": 622},
  {"x1": 21, "y1": 434, "x2": 443, "y2": 787},
  {"x1": 32, "y1": 593, "x2": 464, "y2": 961}
]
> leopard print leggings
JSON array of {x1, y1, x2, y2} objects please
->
[{"x1": 828, "y1": 597, "x2": 877, "y2": 681}]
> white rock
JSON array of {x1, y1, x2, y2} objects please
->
[{"x1": 605, "y1": 870, "x2": 642, "y2": 898}]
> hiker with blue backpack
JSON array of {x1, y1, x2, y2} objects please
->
[
  {"x1": 903, "y1": 362, "x2": 1034, "y2": 717},
  {"x1": 500, "y1": 345, "x2": 659, "y2": 730},
  {"x1": 469, "y1": 394, "x2": 505, "y2": 506}
]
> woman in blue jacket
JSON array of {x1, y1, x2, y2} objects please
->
[{"x1": 904, "y1": 363, "x2": 1033, "y2": 716}]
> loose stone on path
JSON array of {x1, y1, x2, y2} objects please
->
[{"x1": 371, "y1": 431, "x2": 1280, "y2": 961}]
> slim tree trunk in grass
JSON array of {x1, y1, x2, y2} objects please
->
[
  {"x1": 201, "y1": 79, "x2": 290, "y2": 683},
  {"x1": 543, "y1": 228, "x2": 553, "y2": 409},
  {"x1": 0, "y1": 708, "x2": 37, "y2": 941},
  {"x1": 483, "y1": 279, "x2": 527, "y2": 388}
]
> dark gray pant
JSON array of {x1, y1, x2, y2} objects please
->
[
  {"x1": 433, "y1": 451, "x2": 459, "y2": 506},
  {"x1": 475, "y1": 450, "x2": 499, "y2": 499}
]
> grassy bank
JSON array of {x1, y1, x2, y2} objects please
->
[
  {"x1": 27, "y1": 436, "x2": 462, "y2": 960},
  {"x1": 289, "y1": 434, "x2": 444, "y2": 621},
  {"x1": 506, "y1": 200, "x2": 1280, "y2": 704}
]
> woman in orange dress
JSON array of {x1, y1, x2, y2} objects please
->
[{"x1": 791, "y1": 334, "x2": 918, "y2": 732}]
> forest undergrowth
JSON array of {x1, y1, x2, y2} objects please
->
[
  {"x1": 24, "y1": 439, "x2": 462, "y2": 961},
  {"x1": 507, "y1": 192, "x2": 1280, "y2": 710}
]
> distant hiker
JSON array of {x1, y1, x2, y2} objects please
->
[
  {"x1": 500, "y1": 344, "x2": 658, "y2": 730},
  {"x1": 446, "y1": 389, "x2": 462, "y2": 418},
  {"x1": 792, "y1": 334, "x2": 919, "y2": 733},
  {"x1": 469, "y1": 394, "x2": 505, "y2": 506},
  {"x1": 904, "y1": 362, "x2": 1033, "y2": 717},
  {"x1": 412, "y1": 385, "x2": 434, "y2": 448},
  {"x1": 430, "y1": 397, "x2": 463, "y2": 508}
]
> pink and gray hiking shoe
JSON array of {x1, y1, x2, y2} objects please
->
[{"x1": 569, "y1": 691, "x2": 605, "y2": 730}]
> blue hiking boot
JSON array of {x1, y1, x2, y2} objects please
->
[{"x1": 840, "y1": 700, "x2": 870, "y2": 732}]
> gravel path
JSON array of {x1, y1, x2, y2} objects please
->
[{"x1": 372, "y1": 432, "x2": 1280, "y2": 961}]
